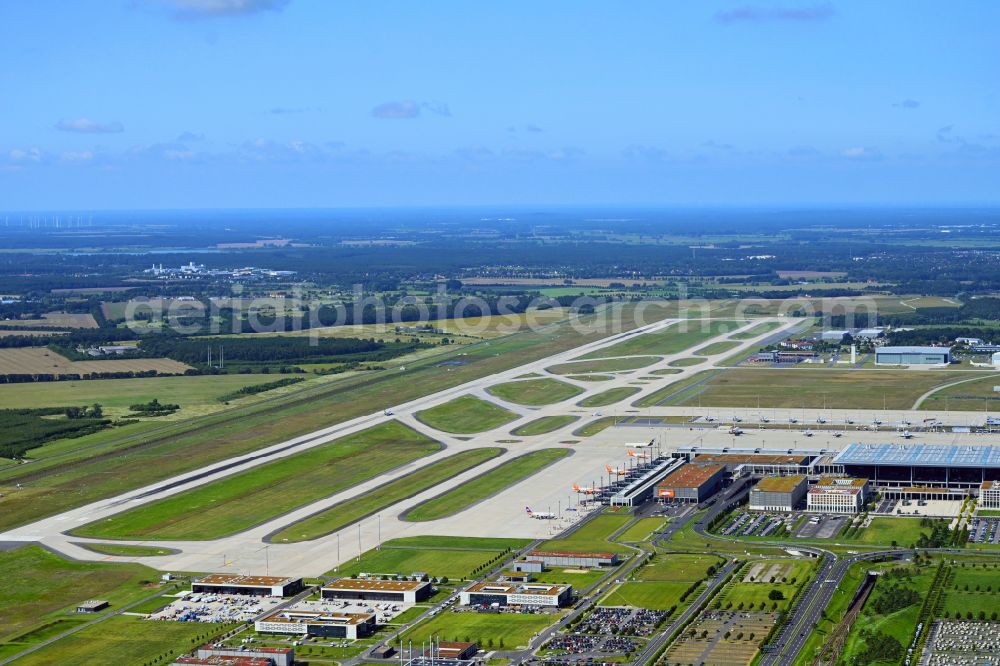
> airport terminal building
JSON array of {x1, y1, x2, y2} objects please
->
[
  {"x1": 749, "y1": 475, "x2": 808, "y2": 511},
  {"x1": 833, "y1": 443, "x2": 1000, "y2": 489}
]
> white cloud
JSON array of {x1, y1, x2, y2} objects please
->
[{"x1": 55, "y1": 118, "x2": 124, "y2": 134}]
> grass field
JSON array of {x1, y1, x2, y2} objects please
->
[
  {"x1": 729, "y1": 321, "x2": 783, "y2": 340},
  {"x1": 843, "y1": 518, "x2": 931, "y2": 547},
  {"x1": 402, "y1": 610, "x2": 558, "y2": 648},
  {"x1": 0, "y1": 373, "x2": 280, "y2": 419},
  {"x1": 572, "y1": 416, "x2": 618, "y2": 437},
  {"x1": 668, "y1": 357, "x2": 705, "y2": 367},
  {"x1": 637, "y1": 553, "x2": 723, "y2": 581},
  {"x1": 671, "y1": 369, "x2": 979, "y2": 410},
  {"x1": 578, "y1": 387, "x2": 641, "y2": 407},
  {"x1": 511, "y1": 415, "x2": 579, "y2": 436},
  {"x1": 0, "y1": 347, "x2": 190, "y2": 377},
  {"x1": 600, "y1": 581, "x2": 690, "y2": 610},
  {"x1": 2, "y1": 312, "x2": 98, "y2": 329},
  {"x1": 547, "y1": 357, "x2": 660, "y2": 375},
  {"x1": 918, "y1": 373, "x2": 1000, "y2": 410},
  {"x1": 415, "y1": 395, "x2": 519, "y2": 433},
  {"x1": 578, "y1": 320, "x2": 743, "y2": 359},
  {"x1": 487, "y1": 378, "x2": 584, "y2": 406},
  {"x1": 75, "y1": 543, "x2": 176, "y2": 557},
  {"x1": 633, "y1": 370, "x2": 718, "y2": 407},
  {"x1": 404, "y1": 449, "x2": 570, "y2": 522},
  {"x1": 71, "y1": 421, "x2": 440, "y2": 540},
  {"x1": 941, "y1": 564, "x2": 1000, "y2": 617},
  {"x1": 0, "y1": 302, "x2": 680, "y2": 533},
  {"x1": 539, "y1": 514, "x2": 633, "y2": 554},
  {"x1": 272, "y1": 447, "x2": 503, "y2": 542},
  {"x1": 9, "y1": 614, "x2": 230, "y2": 666},
  {"x1": 565, "y1": 374, "x2": 614, "y2": 381},
  {"x1": 615, "y1": 517, "x2": 666, "y2": 543},
  {"x1": 717, "y1": 559, "x2": 812, "y2": 612},
  {"x1": 329, "y1": 542, "x2": 507, "y2": 579},
  {"x1": 385, "y1": 535, "x2": 531, "y2": 550},
  {"x1": 0, "y1": 545, "x2": 160, "y2": 643},
  {"x1": 692, "y1": 340, "x2": 741, "y2": 356}
]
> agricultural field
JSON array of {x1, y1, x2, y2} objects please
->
[
  {"x1": 0, "y1": 545, "x2": 162, "y2": 647},
  {"x1": 578, "y1": 387, "x2": 641, "y2": 407},
  {"x1": 671, "y1": 368, "x2": 979, "y2": 410},
  {"x1": 330, "y1": 537, "x2": 520, "y2": 579},
  {"x1": 404, "y1": 448, "x2": 569, "y2": 522},
  {"x1": 511, "y1": 415, "x2": 579, "y2": 436},
  {"x1": 0, "y1": 347, "x2": 191, "y2": 377},
  {"x1": 402, "y1": 609, "x2": 558, "y2": 649},
  {"x1": 577, "y1": 319, "x2": 744, "y2": 359},
  {"x1": 547, "y1": 356, "x2": 661, "y2": 375},
  {"x1": 1, "y1": 312, "x2": 98, "y2": 329},
  {"x1": 0, "y1": 329, "x2": 65, "y2": 337},
  {"x1": 487, "y1": 378, "x2": 584, "y2": 406},
  {"x1": 416, "y1": 395, "x2": 519, "y2": 433},
  {"x1": 271, "y1": 447, "x2": 503, "y2": 542},
  {"x1": 71, "y1": 421, "x2": 441, "y2": 540}
]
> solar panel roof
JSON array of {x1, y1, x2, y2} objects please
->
[{"x1": 833, "y1": 443, "x2": 1000, "y2": 468}]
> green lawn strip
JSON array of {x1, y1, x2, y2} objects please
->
[
  {"x1": 415, "y1": 395, "x2": 519, "y2": 433},
  {"x1": 572, "y1": 416, "x2": 617, "y2": 437},
  {"x1": 729, "y1": 321, "x2": 783, "y2": 340},
  {"x1": 512, "y1": 415, "x2": 579, "y2": 436},
  {"x1": 692, "y1": 340, "x2": 741, "y2": 356},
  {"x1": 578, "y1": 320, "x2": 743, "y2": 359},
  {"x1": 636, "y1": 553, "x2": 724, "y2": 581},
  {"x1": 919, "y1": 373, "x2": 1000, "y2": 410},
  {"x1": 668, "y1": 357, "x2": 706, "y2": 367},
  {"x1": 0, "y1": 545, "x2": 162, "y2": 643},
  {"x1": 403, "y1": 449, "x2": 570, "y2": 522},
  {"x1": 843, "y1": 517, "x2": 931, "y2": 547},
  {"x1": 614, "y1": 517, "x2": 667, "y2": 543},
  {"x1": 565, "y1": 374, "x2": 614, "y2": 381},
  {"x1": 0, "y1": 302, "x2": 676, "y2": 533},
  {"x1": 73, "y1": 543, "x2": 177, "y2": 557},
  {"x1": 9, "y1": 614, "x2": 234, "y2": 666},
  {"x1": 539, "y1": 514, "x2": 634, "y2": 554},
  {"x1": 487, "y1": 378, "x2": 584, "y2": 406},
  {"x1": 578, "y1": 387, "x2": 641, "y2": 408},
  {"x1": 599, "y1": 581, "x2": 689, "y2": 611},
  {"x1": 633, "y1": 370, "x2": 718, "y2": 407},
  {"x1": 385, "y1": 535, "x2": 532, "y2": 550},
  {"x1": 401, "y1": 610, "x2": 559, "y2": 649},
  {"x1": 547, "y1": 357, "x2": 661, "y2": 375},
  {"x1": 330, "y1": 547, "x2": 503, "y2": 580},
  {"x1": 70, "y1": 421, "x2": 440, "y2": 541},
  {"x1": 272, "y1": 448, "x2": 504, "y2": 542}
]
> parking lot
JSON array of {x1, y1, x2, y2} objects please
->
[
  {"x1": 578, "y1": 606, "x2": 666, "y2": 637},
  {"x1": 720, "y1": 512, "x2": 795, "y2": 538},
  {"x1": 967, "y1": 517, "x2": 1000, "y2": 545},
  {"x1": 922, "y1": 620, "x2": 1000, "y2": 666},
  {"x1": 148, "y1": 593, "x2": 283, "y2": 623},
  {"x1": 663, "y1": 610, "x2": 778, "y2": 666},
  {"x1": 794, "y1": 514, "x2": 848, "y2": 539}
]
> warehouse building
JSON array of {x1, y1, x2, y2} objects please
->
[
  {"x1": 256, "y1": 610, "x2": 376, "y2": 639},
  {"x1": 177, "y1": 646, "x2": 294, "y2": 666},
  {"x1": 525, "y1": 550, "x2": 620, "y2": 568},
  {"x1": 431, "y1": 642, "x2": 478, "y2": 660},
  {"x1": 656, "y1": 463, "x2": 727, "y2": 503},
  {"x1": 833, "y1": 443, "x2": 1000, "y2": 488},
  {"x1": 192, "y1": 575, "x2": 304, "y2": 598},
  {"x1": 807, "y1": 477, "x2": 870, "y2": 513},
  {"x1": 875, "y1": 346, "x2": 952, "y2": 365},
  {"x1": 76, "y1": 599, "x2": 109, "y2": 614},
  {"x1": 460, "y1": 581, "x2": 572, "y2": 607},
  {"x1": 321, "y1": 578, "x2": 432, "y2": 604},
  {"x1": 981, "y1": 480, "x2": 1000, "y2": 509},
  {"x1": 749, "y1": 475, "x2": 808, "y2": 511}
]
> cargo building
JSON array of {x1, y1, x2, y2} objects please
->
[
  {"x1": 321, "y1": 578, "x2": 432, "y2": 604},
  {"x1": 460, "y1": 581, "x2": 572, "y2": 607},
  {"x1": 192, "y1": 575, "x2": 304, "y2": 598},
  {"x1": 749, "y1": 475, "x2": 808, "y2": 511},
  {"x1": 655, "y1": 463, "x2": 726, "y2": 503},
  {"x1": 256, "y1": 610, "x2": 376, "y2": 639}
]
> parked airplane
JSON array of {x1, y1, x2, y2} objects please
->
[
  {"x1": 525, "y1": 506, "x2": 555, "y2": 519},
  {"x1": 729, "y1": 426, "x2": 743, "y2": 436},
  {"x1": 606, "y1": 464, "x2": 628, "y2": 476},
  {"x1": 572, "y1": 483, "x2": 600, "y2": 494},
  {"x1": 803, "y1": 429, "x2": 814, "y2": 437},
  {"x1": 900, "y1": 430, "x2": 915, "y2": 439},
  {"x1": 627, "y1": 440, "x2": 654, "y2": 448},
  {"x1": 627, "y1": 448, "x2": 650, "y2": 460}
]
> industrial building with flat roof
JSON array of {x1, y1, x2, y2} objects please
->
[
  {"x1": 321, "y1": 578, "x2": 432, "y2": 604},
  {"x1": 693, "y1": 453, "x2": 812, "y2": 475},
  {"x1": 526, "y1": 550, "x2": 620, "y2": 568},
  {"x1": 176, "y1": 646, "x2": 294, "y2": 666},
  {"x1": 833, "y1": 443, "x2": 1000, "y2": 488},
  {"x1": 655, "y1": 463, "x2": 726, "y2": 502},
  {"x1": 807, "y1": 477, "x2": 869, "y2": 514},
  {"x1": 749, "y1": 475, "x2": 808, "y2": 511},
  {"x1": 256, "y1": 610, "x2": 376, "y2": 639},
  {"x1": 875, "y1": 346, "x2": 952, "y2": 365},
  {"x1": 460, "y1": 581, "x2": 572, "y2": 607},
  {"x1": 192, "y1": 575, "x2": 304, "y2": 597}
]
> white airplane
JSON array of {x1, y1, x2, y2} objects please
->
[
  {"x1": 901, "y1": 430, "x2": 915, "y2": 439},
  {"x1": 872, "y1": 418, "x2": 883, "y2": 426},
  {"x1": 760, "y1": 416, "x2": 770, "y2": 423},
  {"x1": 606, "y1": 464, "x2": 628, "y2": 476},
  {"x1": 572, "y1": 483, "x2": 600, "y2": 495},
  {"x1": 383, "y1": 409, "x2": 394, "y2": 416},
  {"x1": 627, "y1": 448, "x2": 650, "y2": 460},
  {"x1": 729, "y1": 426, "x2": 744, "y2": 436},
  {"x1": 844, "y1": 418, "x2": 855, "y2": 425},
  {"x1": 525, "y1": 506, "x2": 555, "y2": 519},
  {"x1": 732, "y1": 416, "x2": 743, "y2": 423},
  {"x1": 627, "y1": 440, "x2": 654, "y2": 448},
  {"x1": 789, "y1": 417, "x2": 798, "y2": 424},
  {"x1": 803, "y1": 429, "x2": 814, "y2": 437},
  {"x1": 705, "y1": 415, "x2": 717, "y2": 422},
  {"x1": 833, "y1": 432, "x2": 843, "y2": 438},
  {"x1": 816, "y1": 417, "x2": 827, "y2": 424}
]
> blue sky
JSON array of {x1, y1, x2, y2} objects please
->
[{"x1": 1, "y1": 0, "x2": 998, "y2": 209}]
